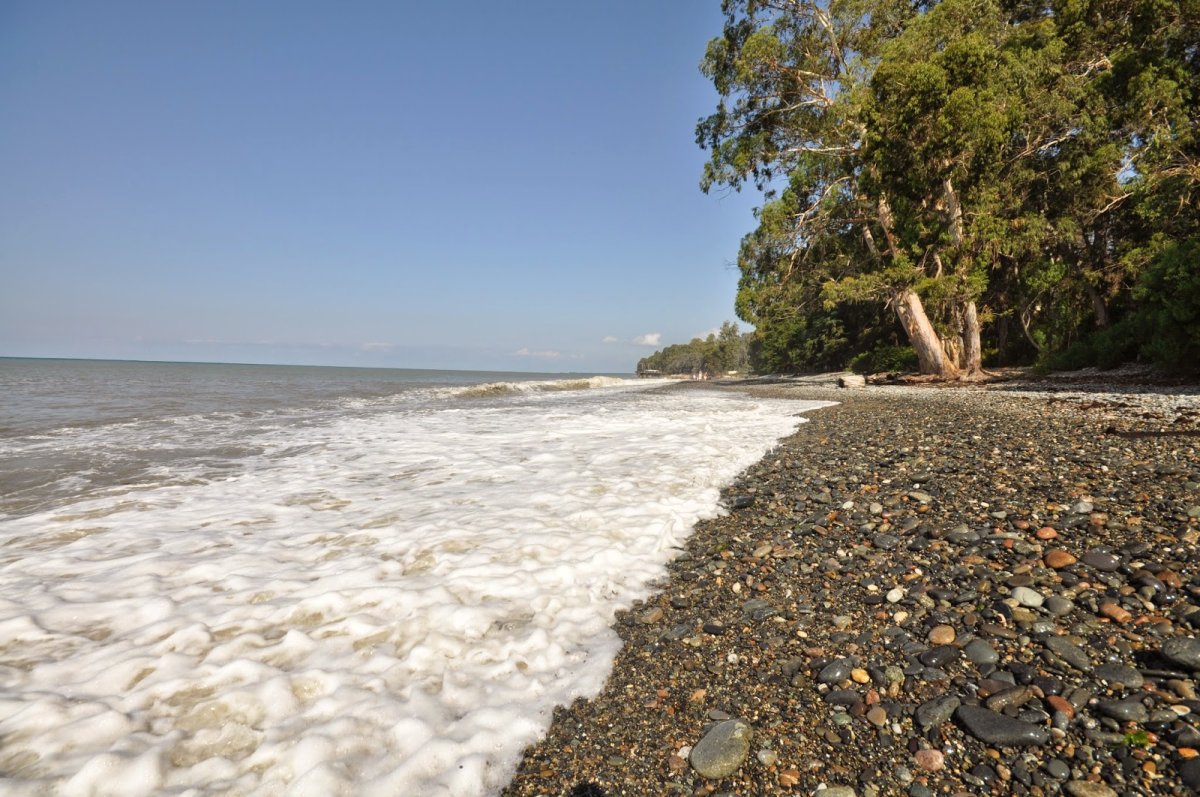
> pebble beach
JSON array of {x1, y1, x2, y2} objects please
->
[{"x1": 503, "y1": 376, "x2": 1200, "y2": 797}]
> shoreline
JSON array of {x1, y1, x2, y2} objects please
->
[{"x1": 502, "y1": 381, "x2": 1200, "y2": 796}]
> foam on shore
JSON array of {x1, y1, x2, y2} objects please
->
[{"x1": 0, "y1": 386, "x2": 832, "y2": 796}]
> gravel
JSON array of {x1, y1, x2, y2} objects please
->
[{"x1": 502, "y1": 378, "x2": 1200, "y2": 796}]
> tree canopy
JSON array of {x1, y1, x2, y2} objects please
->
[{"x1": 699, "y1": 0, "x2": 1199, "y2": 376}]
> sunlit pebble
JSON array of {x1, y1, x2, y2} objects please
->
[
  {"x1": 894, "y1": 611, "x2": 910, "y2": 624},
  {"x1": 1036, "y1": 527, "x2": 1059, "y2": 540},
  {"x1": 913, "y1": 749, "x2": 945, "y2": 772},
  {"x1": 928, "y1": 625, "x2": 956, "y2": 645},
  {"x1": 851, "y1": 668, "x2": 870, "y2": 684}
]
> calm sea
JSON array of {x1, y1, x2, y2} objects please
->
[{"x1": 0, "y1": 358, "x2": 830, "y2": 795}]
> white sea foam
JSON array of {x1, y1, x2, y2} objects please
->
[{"x1": 0, "y1": 385, "x2": 832, "y2": 795}]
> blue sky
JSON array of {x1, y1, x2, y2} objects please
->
[{"x1": 0, "y1": 1, "x2": 760, "y2": 373}]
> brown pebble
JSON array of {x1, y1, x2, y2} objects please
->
[
  {"x1": 928, "y1": 624, "x2": 956, "y2": 645},
  {"x1": 866, "y1": 706, "x2": 887, "y2": 726},
  {"x1": 778, "y1": 768, "x2": 800, "y2": 787},
  {"x1": 1044, "y1": 549, "x2": 1077, "y2": 569},
  {"x1": 1047, "y1": 695, "x2": 1075, "y2": 718},
  {"x1": 1099, "y1": 602, "x2": 1132, "y2": 623},
  {"x1": 851, "y1": 668, "x2": 870, "y2": 684},
  {"x1": 1036, "y1": 526, "x2": 1059, "y2": 540},
  {"x1": 913, "y1": 748, "x2": 945, "y2": 772},
  {"x1": 638, "y1": 607, "x2": 664, "y2": 624}
]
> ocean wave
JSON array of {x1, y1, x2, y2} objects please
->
[{"x1": 449, "y1": 375, "x2": 637, "y2": 398}]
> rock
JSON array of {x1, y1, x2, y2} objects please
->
[
  {"x1": 913, "y1": 748, "x2": 945, "y2": 772},
  {"x1": 1094, "y1": 663, "x2": 1144, "y2": 689},
  {"x1": 689, "y1": 719, "x2": 753, "y2": 779},
  {"x1": 1063, "y1": 781, "x2": 1117, "y2": 797},
  {"x1": 955, "y1": 705, "x2": 1049, "y2": 746},
  {"x1": 928, "y1": 625, "x2": 956, "y2": 645},
  {"x1": 1080, "y1": 550, "x2": 1120, "y2": 572},
  {"x1": 818, "y1": 658, "x2": 854, "y2": 684},
  {"x1": 1044, "y1": 596, "x2": 1075, "y2": 616},
  {"x1": 837, "y1": 374, "x2": 866, "y2": 388},
  {"x1": 638, "y1": 607, "x2": 664, "y2": 624},
  {"x1": 1042, "y1": 758, "x2": 1070, "y2": 780},
  {"x1": 919, "y1": 645, "x2": 960, "y2": 668},
  {"x1": 1095, "y1": 699, "x2": 1149, "y2": 723},
  {"x1": 1099, "y1": 602, "x2": 1132, "y2": 623},
  {"x1": 873, "y1": 533, "x2": 899, "y2": 550},
  {"x1": 916, "y1": 696, "x2": 961, "y2": 730},
  {"x1": 965, "y1": 638, "x2": 999, "y2": 665},
  {"x1": 1044, "y1": 549, "x2": 1078, "y2": 569},
  {"x1": 816, "y1": 788, "x2": 857, "y2": 797},
  {"x1": 1162, "y1": 638, "x2": 1200, "y2": 671},
  {"x1": 1179, "y1": 757, "x2": 1200, "y2": 791},
  {"x1": 1045, "y1": 636, "x2": 1092, "y2": 671},
  {"x1": 1011, "y1": 586, "x2": 1044, "y2": 608},
  {"x1": 886, "y1": 587, "x2": 905, "y2": 603}
]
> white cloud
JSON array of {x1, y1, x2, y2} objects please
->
[
  {"x1": 360, "y1": 341, "x2": 394, "y2": 352},
  {"x1": 514, "y1": 347, "x2": 562, "y2": 359},
  {"x1": 601, "y1": 336, "x2": 619, "y2": 344},
  {"x1": 632, "y1": 333, "x2": 661, "y2": 347}
]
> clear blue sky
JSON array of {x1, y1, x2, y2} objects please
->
[{"x1": 0, "y1": 1, "x2": 761, "y2": 373}]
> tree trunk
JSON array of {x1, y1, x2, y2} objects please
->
[
  {"x1": 960, "y1": 299, "x2": 983, "y2": 378},
  {"x1": 895, "y1": 289, "x2": 959, "y2": 378},
  {"x1": 1085, "y1": 283, "x2": 1110, "y2": 329}
]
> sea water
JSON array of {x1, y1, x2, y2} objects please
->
[{"x1": 0, "y1": 358, "x2": 831, "y2": 796}]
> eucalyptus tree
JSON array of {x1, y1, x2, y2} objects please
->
[{"x1": 698, "y1": 0, "x2": 964, "y2": 377}]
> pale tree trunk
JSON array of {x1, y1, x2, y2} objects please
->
[
  {"x1": 895, "y1": 289, "x2": 960, "y2": 378},
  {"x1": 876, "y1": 192, "x2": 960, "y2": 378},
  {"x1": 942, "y1": 177, "x2": 984, "y2": 379},
  {"x1": 960, "y1": 300, "x2": 983, "y2": 378}
]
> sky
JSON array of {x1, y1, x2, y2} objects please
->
[{"x1": 0, "y1": 1, "x2": 763, "y2": 373}]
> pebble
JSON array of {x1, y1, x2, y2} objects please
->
[
  {"x1": 964, "y1": 638, "x2": 999, "y2": 665},
  {"x1": 1081, "y1": 550, "x2": 1120, "y2": 572},
  {"x1": 1010, "y1": 586, "x2": 1044, "y2": 608},
  {"x1": 1094, "y1": 663, "x2": 1144, "y2": 688},
  {"x1": 955, "y1": 705, "x2": 1049, "y2": 746},
  {"x1": 1044, "y1": 549, "x2": 1078, "y2": 569},
  {"x1": 818, "y1": 659, "x2": 853, "y2": 684},
  {"x1": 1095, "y1": 698, "x2": 1149, "y2": 723},
  {"x1": 914, "y1": 697, "x2": 958, "y2": 731},
  {"x1": 689, "y1": 719, "x2": 753, "y2": 779},
  {"x1": 1063, "y1": 781, "x2": 1118, "y2": 797},
  {"x1": 913, "y1": 748, "x2": 944, "y2": 772},
  {"x1": 1045, "y1": 636, "x2": 1092, "y2": 671},
  {"x1": 1162, "y1": 637, "x2": 1200, "y2": 671},
  {"x1": 928, "y1": 624, "x2": 956, "y2": 645}
]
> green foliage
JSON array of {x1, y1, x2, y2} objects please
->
[
  {"x1": 636, "y1": 322, "x2": 752, "y2": 376},
  {"x1": 848, "y1": 346, "x2": 920, "y2": 374},
  {"x1": 1123, "y1": 730, "x2": 1152, "y2": 748},
  {"x1": 1131, "y1": 237, "x2": 1200, "y2": 372},
  {"x1": 697, "y1": 0, "x2": 1199, "y2": 376}
]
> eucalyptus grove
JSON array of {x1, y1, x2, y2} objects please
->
[{"x1": 700, "y1": 0, "x2": 1199, "y2": 376}]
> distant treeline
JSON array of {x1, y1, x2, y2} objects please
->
[
  {"x1": 637, "y1": 321, "x2": 751, "y2": 376},
  {"x1": 698, "y1": 0, "x2": 1198, "y2": 377}
]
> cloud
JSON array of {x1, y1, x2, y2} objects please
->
[
  {"x1": 360, "y1": 341, "x2": 394, "y2": 352},
  {"x1": 514, "y1": 347, "x2": 562, "y2": 359},
  {"x1": 632, "y1": 333, "x2": 661, "y2": 346},
  {"x1": 602, "y1": 336, "x2": 619, "y2": 344}
]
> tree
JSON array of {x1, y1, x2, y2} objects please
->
[{"x1": 699, "y1": 0, "x2": 967, "y2": 377}]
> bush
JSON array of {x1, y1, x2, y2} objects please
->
[{"x1": 848, "y1": 345, "x2": 920, "y2": 374}]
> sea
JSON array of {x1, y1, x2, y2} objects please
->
[{"x1": 0, "y1": 358, "x2": 832, "y2": 796}]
